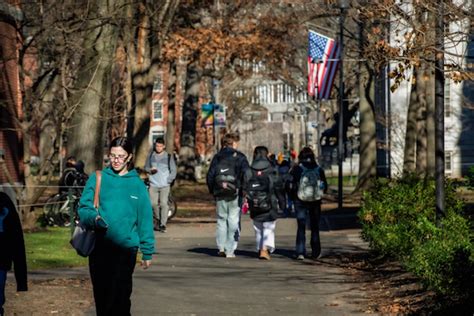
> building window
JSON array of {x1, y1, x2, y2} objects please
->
[
  {"x1": 445, "y1": 79, "x2": 451, "y2": 117},
  {"x1": 153, "y1": 100, "x2": 163, "y2": 121},
  {"x1": 151, "y1": 131, "x2": 165, "y2": 144},
  {"x1": 153, "y1": 75, "x2": 162, "y2": 92},
  {"x1": 270, "y1": 112, "x2": 285, "y2": 122},
  {"x1": 445, "y1": 151, "x2": 452, "y2": 172}
]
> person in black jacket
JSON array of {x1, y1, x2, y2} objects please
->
[
  {"x1": 0, "y1": 192, "x2": 27, "y2": 316},
  {"x1": 206, "y1": 132, "x2": 249, "y2": 258},
  {"x1": 287, "y1": 147, "x2": 327, "y2": 261},
  {"x1": 243, "y1": 146, "x2": 280, "y2": 260}
]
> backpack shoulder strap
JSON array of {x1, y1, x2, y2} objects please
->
[
  {"x1": 94, "y1": 170, "x2": 102, "y2": 209},
  {"x1": 167, "y1": 152, "x2": 171, "y2": 173}
]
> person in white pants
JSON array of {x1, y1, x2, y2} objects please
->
[{"x1": 243, "y1": 146, "x2": 280, "y2": 260}]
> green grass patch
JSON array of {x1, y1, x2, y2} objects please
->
[
  {"x1": 326, "y1": 175, "x2": 358, "y2": 186},
  {"x1": 25, "y1": 227, "x2": 87, "y2": 270}
]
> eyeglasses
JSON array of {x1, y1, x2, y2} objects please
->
[{"x1": 109, "y1": 154, "x2": 128, "y2": 161}]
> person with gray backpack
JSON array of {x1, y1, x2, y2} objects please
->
[{"x1": 286, "y1": 147, "x2": 327, "y2": 261}]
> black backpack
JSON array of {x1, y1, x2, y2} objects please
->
[
  {"x1": 246, "y1": 167, "x2": 273, "y2": 215},
  {"x1": 213, "y1": 152, "x2": 239, "y2": 198},
  {"x1": 167, "y1": 153, "x2": 177, "y2": 187}
]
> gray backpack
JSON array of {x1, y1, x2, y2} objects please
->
[{"x1": 297, "y1": 165, "x2": 323, "y2": 202}]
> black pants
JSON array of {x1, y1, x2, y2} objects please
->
[
  {"x1": 89, "y1": 238, "x2": 137, "y2": 316},
  {"x1": 275, "y1": 189, "x2": 287, "y2": 212}
]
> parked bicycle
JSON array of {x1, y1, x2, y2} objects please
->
[{"x1": 42, "y1": 190, "x2": 80, "y2": 227}]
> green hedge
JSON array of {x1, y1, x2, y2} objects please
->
[{"x1": 359, "y1": 175, "x2": 474, "y2": 296}]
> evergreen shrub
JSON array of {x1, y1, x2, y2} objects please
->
[{"x1": 359, "y1": 175, "x2": 474, "y2": 296}]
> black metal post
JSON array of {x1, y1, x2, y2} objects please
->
[
  {"x1": 435, "y1": 1, "x2": 445, "y2": 221},
  {"x1": 338, "y1": 6, "x2": 346, "y2": 211}
]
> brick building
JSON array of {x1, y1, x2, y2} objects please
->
[{"x1": 0, "y1": 1, "x2": 23, "y2": 200}]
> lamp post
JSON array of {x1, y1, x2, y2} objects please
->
[
  {"x1": 338, "y1": 0, "x2": 349, "y2": 211},
  {"x1": 435, "y1": 1, "x2": 445, "y2": 222}
]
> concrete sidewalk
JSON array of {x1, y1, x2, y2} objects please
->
[
  {"x1": 22, "y1": 209, "x2": 372, "y2": 315},
  {"x1": 127, "y1": 211, "x2": 372, "y2": 315}
]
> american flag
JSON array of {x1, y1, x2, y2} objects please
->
[{"x1": 307, "y1": 30, "x2": 340, "y2": 100}]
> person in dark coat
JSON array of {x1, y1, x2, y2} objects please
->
[
  {"x1": 0, "y1": 192, "x2": 27, "y2": 316},
  {"x1": 287, "y1": 147, "x2": 327, "y2": 260},
  {"x1": 206, "y1": 132, "x2": 249, "y2": 258},
  {"x1": 243, "y1": 146, "x2": 280, "y2": 260}
]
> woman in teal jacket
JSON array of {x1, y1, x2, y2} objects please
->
[{"x1": 78, "y1": 137, "x2": 155, "y2": 316}]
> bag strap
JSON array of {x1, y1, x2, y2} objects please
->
[{"x1": 93, "y1": 170, "x2": 102, "y2": 209}]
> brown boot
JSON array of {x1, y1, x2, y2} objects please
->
[{"x1": 259, "y1": 249, "x2": 270, "y2": 260}]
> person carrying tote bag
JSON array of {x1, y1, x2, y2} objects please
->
[
  {"x1": 70, "y1": 171, "x2": 103, "y2": 257},
  {"x1": 77, "y1": 137, "x2": 155, "y2": 316}
]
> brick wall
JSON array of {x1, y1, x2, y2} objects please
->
[{"x1": 0, "y1": 3, "x2": 23, "y2": 184}]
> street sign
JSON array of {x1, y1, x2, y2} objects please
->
[
  {"x1": 201, "y1": 103, "x2": 226, "y2": 127},
  {"x1": 213, "y1": 104, "x2": 226, "y2": 127},
  {"x1": 201, "y1": 103, "x2": 214, "y2": 127}
]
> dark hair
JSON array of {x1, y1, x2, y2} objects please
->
[
  {"x1": 253, "y1": 146, "x2": 269, "y2": 160},
  {"x1": 298, "y1": 147, "x2": 315, "y2": 163},
  {"x1": 109, "y1": 137, "x2": 134, "y2": 169},
  {"x1": 221, "y1": 132, "x2": 240, "y2": 147},
  {"x1": 65, "y1": 156, "x2": 76, "y2": 168},
  {"x1": 154, "y1": 138, "x2": 165, "y2": 145},
  {"x1": 109, "y1": 137, "x2": 134, "y2": 155}
]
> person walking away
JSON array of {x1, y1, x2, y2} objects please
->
[
  {"x1": 275, "y1": 158, "x2": 291, "y2": 217},
  {"x1": 287, "y1": 147, "x2": 327, "y2": 261},
  {"x1": 145, "y1": 138, "x2": 177, "y2": 233},
  {"x1": 243, "y1": 146, "x2": 280, "y2": 260},
  {"x1": 206, "y1": 132, "x2": 249, "y2": 258},
  {"x1": 77, "y1": 137, "x2": 155, "y2": 316},
  {"x1": 0, "y1": 192, "x2": 27, "y2": 316}
]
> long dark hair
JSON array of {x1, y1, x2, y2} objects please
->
[
  {"x1": 109, "y1": 137, "x2": 134, "y2": 169},
  {"x1": 253, "y1": 146, "x2": 269, "y2": 161},
  {"x1": 298, "y1": 146, "x2": 316, "y2": 164}
]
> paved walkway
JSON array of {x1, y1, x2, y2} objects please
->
[
  {"x1": 130, "y1": 209, "x2": 371, "y2": 316},
  {"x1": 28, "y1": 209, "x2": 374, "y2": 315}
]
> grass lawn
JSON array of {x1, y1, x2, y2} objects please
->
[{"x1": 24, "y1": 227, "x2": 87, "y2": 270}]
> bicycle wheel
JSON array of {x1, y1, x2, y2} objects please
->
[
  {"x1": 44, "y1": 193, "x2": 76, "y2": 226},
  {"x1": 43, "y1": 194, "x2": 61, "y2": 226},
  {"x1": 167, "y1": 196, "x2": 178, "y2": 220}
]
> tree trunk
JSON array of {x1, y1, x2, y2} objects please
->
[
  {"x1": 355, "y1": 19, "x2": 377, "y2": 191},
  {"x1": 178, "y1": 63, "x2": 202, "y2": 181},
  {"x1": 355, "y1": 64, "x2": 376, "y2": 191},
  {"x1": 166, "y1": 62, "x2": 177, "y2": 154},
  {"x1": 403, "y1": 69, "x2": 419, "y2": 174},
  {"x1": 127, "y1": 1, "x2": 180, "y2": 167},
  {"x1": 416, "y1": 64, "x2": 428, "y2": 176},
  {"x1": 67, "y1": 0, "x2": 123, "y2": 173}
]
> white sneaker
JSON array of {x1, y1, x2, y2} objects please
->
[
  {"x1": 226, "y1": 253, "x2": 236, "y2": 258},
  {"x1": 296, "y1": 254, "x2": 305, "y2": 261}
]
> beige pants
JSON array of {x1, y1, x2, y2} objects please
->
[{"x1": 149, "y1": 186, "x2": 170, "y2": 227}]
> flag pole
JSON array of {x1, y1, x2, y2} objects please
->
[{"x1": 338, "y1": 0, "x2": 349, "y2": 211}]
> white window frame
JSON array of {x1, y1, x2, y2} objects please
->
[
  {"x1": 153, "y1": 75, "x2": 163, "y2": 92},
  {"x1": 151, "y1": 131, "x2": 165, "y2": 144},
  {"x1": 445, "y1": 150, "x2": 452, "y2": 173},
  {"x1": 153, "y1": 100, "x2": 163, "y2": 121},
  {"x1": 444, "y1": 79, "x2": 451, "y2": 118}
]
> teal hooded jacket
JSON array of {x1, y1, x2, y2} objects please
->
[{"x1": 78, "y1": 167, "x2": 155, "y2": 260}]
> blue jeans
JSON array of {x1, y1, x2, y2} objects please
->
[
  {"x1": 215, "y1": 198, "x2": 240, "y2": 255},
  {"x1": 0, "y1": 269, "x2": 6, "y2": 316},
  {"x1": 295, "y1": 200, "x2": 321, "y2": 257}
]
